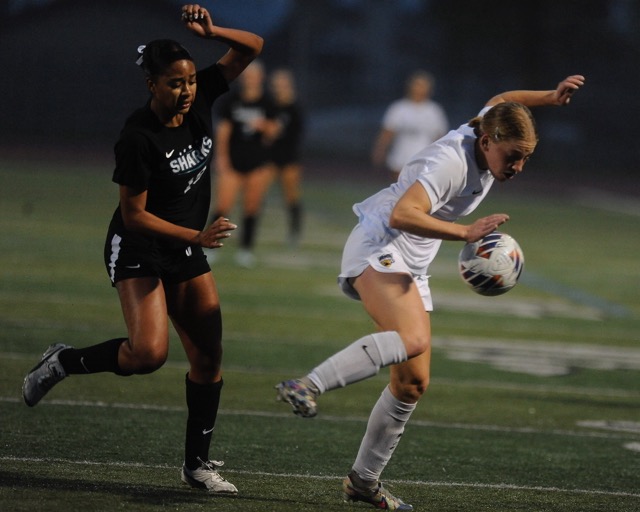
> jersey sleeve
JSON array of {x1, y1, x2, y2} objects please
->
[
  {"x1": 416, "y1": 106, "x2": 491, "y2": 213},
  {"x1": 195, "y1": 64, "x2": 230, "y2": 109},
  {"x1": 112, "y1": 130, "x2": 154, "y2": 192},
  {"x1": 415, "y1": 146, "x2": 466, "y2": 214},
  {"x1": 215, "y1": 93, "x2": 233, "y2": 120}
]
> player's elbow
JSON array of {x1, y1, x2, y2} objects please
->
[
  {"x1": 253, "y1": 35, "x2": 264, "y2": 56},
  {"x1": 122, "y1": 216, "x2": 143, "y2": 233},
  {"x1": 241, "y1": 34, "x2": 264, "y2": 59},
  {"x1": 388, "y1": 213, "x2": 400, "y2": 230},
  {"x1": 388, "y1": 208, "x2": 404, "y2": 231}
]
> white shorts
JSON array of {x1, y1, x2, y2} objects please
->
[{"x1": 337, "y1": 223, "x2": 433, "y2": 311}]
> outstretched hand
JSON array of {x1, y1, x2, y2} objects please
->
[
  {"x1": 553, "y1": 75, "x2": 585, "y2": 105},
  {"x1": 181, "y1": 4, "x2": 216, "y2": 38},
  {"x1": 195, "y1": 216, "x2": 237, "y2": 249},
  {"x1": 465, "y1": 214, "x2": 510, "y2": 243}
]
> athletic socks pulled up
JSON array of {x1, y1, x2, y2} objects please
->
[
  {"x1": 352, "y1": 385, "x2": 416, "y2": 483},
  {"x1": 307, "y1": 331, "x2": 407, "y2": 394},
  {"x1": 57, "y1": 338, "x2": 129, "y2": 375},
  {"x1": 184, "y1": 376, "x2": 223, "y2": 470}
]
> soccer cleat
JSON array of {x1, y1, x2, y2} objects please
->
[
  {"x1": 181, "y1": 458, "x2": 238, "y2": 494},
  {"x1": 22, "y1": 343, "x2": 71, "y2": 407},
  {"x1": 275, "y1": 378, "x2": 318, "y2": 418},
  {"x1": 343, "y1": 474, "x2": 413, "y2": 511}
]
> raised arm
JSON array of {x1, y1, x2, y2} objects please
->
[
  {"x1": 486, "y1": 74, "x2": 585, "y2": 108},
  {"x1": 181, "y1": 4, "x2": 264, "y2": 83}
]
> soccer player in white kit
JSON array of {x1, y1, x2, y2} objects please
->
[{"x1": 277, "y1": 74, "x2": 585, "y2": 510}]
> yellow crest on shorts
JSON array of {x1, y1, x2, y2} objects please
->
[{"x1": 378, "y1": 253, "x2": 395, "y2": 267}]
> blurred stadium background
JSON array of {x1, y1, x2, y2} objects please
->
[
  {"x1": 2, "y1": 4, "x2": 639, "y2": 510},
  {"x1": 1, "y1": 0, "x2": 639, "y2": 197}
]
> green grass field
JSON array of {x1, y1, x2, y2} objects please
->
[{"x1": 1, "y1": 159, "x2": 639, "y2": 511}]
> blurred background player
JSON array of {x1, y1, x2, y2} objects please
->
[
  {"x1": 22, "y1": 4, "x2": 263, "y2": 495},
  {"x1": 277, "y1": 74, "x2": 585, "y2": 510},
  {"x1": 371, "y1": 70, "x2": 449, "y2": 181},
  {"x1": 210, "y1": 59, "x2": 278, "y2": 267},
  {"x1": 267, "y1": 67, "x2": 305, "y2": 248}
]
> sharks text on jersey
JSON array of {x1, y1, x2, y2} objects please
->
[{"x1": 169, "y1": 136, "x2": 213, "y2": 175}]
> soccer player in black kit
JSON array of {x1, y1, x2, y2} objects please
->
[
  {"x1": 22, "y1": 4, "x2": 263, "y2": 494},
  {"x1": 268, "y1": 68, "x2": 306, "y2": 247}
]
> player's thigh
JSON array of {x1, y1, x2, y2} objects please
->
[
  {"x1": 353, "y1": 266, "x2": 429, "y2": 335},
  {"x1": 116, "y1": 277, "x2": 170, "y2": 352}
]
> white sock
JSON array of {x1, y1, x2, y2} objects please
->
[
  {"x1": 307, "y1": 331, "x2": 407, "y2": 394},
  {"x1": 352, "y1": 385, "x2": 416, "y2": 483}
]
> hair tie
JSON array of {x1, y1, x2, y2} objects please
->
[{"x1": 135, "y1": 45, "x2": 146, "y2": 67}]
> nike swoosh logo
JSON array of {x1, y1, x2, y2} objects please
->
[
  {"x1": 361, "y1": 345, "x2": 376, "y2": 366},
  {"x1": 472, "y1": 188, "x2": 483, "y2": 195},
  {"x1": 165, "y1": 150, "x2": 175, "y2": 158},
  {"x1": 125, "y1": 264, "x2": 141, "y2": 269},
  {"x1": 202, "y1": 427, "x2": 214, "y2": 435}
]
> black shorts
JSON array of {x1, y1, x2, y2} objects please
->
[
  {"x1": 271, "y1": 154, "x2": 299, "y2": 168},
  {"x1": 104, "y1": 231, "x2": 210, "y2": 286},
  {"x1": 271, "y1": 146, "x2": 300, "y2": 168},
  {"x1": 230, "y1": 145, "x2": 270, "y2": 174}
]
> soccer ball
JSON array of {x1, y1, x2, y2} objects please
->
[{"x1": 458, "y1": 231, "x2": 524, "y2": 296}]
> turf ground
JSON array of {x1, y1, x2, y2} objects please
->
[{"x1": 1, "y1": 158, "x2": 639, "y2": 511}]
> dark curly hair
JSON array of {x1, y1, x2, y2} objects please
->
[{"x1": 136, "y1": 39, "x2": 193, "y2": 78}]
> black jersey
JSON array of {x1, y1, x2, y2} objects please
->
[
  {"x1": 271, "y1": 101, "x2": 304, "y2": 166},
  {"x1": 216, "y1": 90, "x2": 277, "y2": 172},
  {"x1": 109, "y1": 64, "x2": 228, "y2": 249}
]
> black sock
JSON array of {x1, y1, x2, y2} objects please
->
[
  {"x1": 289, "y1": 202, "x2": 302, "y2": 236},
  {"x1": 184, "y1": 375, "x2": 223, "y2": 470},
  {"x1": 58, "y1": 338, "x2": 130, "y2": 375},
  {"x1": 241, "y1": 215, "x2": 257, "y2": 250}
]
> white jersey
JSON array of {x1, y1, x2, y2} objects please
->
[
  {"x1": 353, "y1": 108, "x2": 494, "y2": 276},
  {"x1": 382, "y1": 98, "x2": 449, "y2": 171}
]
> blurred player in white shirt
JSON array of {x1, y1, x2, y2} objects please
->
[{"x1": 372, "y1": 70, "x2": 449, "y2": 181}]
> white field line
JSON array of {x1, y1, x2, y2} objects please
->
[
  {"x1": 2, "y1": 396, "x2": 638, "y2": 442},
  {"x1": 432, "y1": 337, "x2": 640, "y2": 377},
  {"x1": 431, "y1": 377, "x2": 640, "y2": 399},
  {"x1": 1, "y1": 455, "x2": 639, "y2": 499}
]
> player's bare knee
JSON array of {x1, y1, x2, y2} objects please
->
[
  {"x1": 190, "y1": 359, "x2": 221, "y2": 379},
  {"x1": 188, "y1": 344, "x2": 222, "y2": 373},
  {"x1": 129, "y1": 344, "x2": 168, "y2": 374},
  {"x1": 400, "y1": 332, "x2": 431, "y2": 358}
]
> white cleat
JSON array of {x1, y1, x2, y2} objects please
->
[{"x1": 181, "y1": 458, "x2": 238, "y2": 495}]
